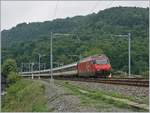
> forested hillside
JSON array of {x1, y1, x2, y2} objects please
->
[{"x1": 1, "y1": 7, "x2": 149, "y2": 76}]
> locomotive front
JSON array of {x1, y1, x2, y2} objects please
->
[
  {"x1": 92, "y1": 55, "x2": 111, "y2": 78},
  {"x1": 77, "y1": 54, "x2": 112, "y2": 78}
]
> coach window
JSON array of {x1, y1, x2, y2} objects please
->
[{"x1": 92, "y1": 60, "x2": 96, "y2": 64}]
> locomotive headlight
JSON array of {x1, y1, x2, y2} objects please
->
[
  {"x1": 95, "y1": 64, "x2": 111, "y2": 71},
  {"x1": 104, "y1": 64, "x2": 111, "y2": 71},
  {"x1": 95, "y1": 64, "x2": 101, "y2": 71}
]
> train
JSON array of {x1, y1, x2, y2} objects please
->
[
  {"x1": 21, "y1": 54, "x2": 112, "y2": 78},
  {"x1": 77, "y1": 54, "x2": 111, "y2": 78}
]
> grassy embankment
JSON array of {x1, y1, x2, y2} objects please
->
[
  {"x1": 59, "y1": 81, "x2": 148, "y2": 112},
  {"x1": 2, "y1": 79, "x2": 49, "y2": 112}
]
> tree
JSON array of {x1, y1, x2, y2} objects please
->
[
  {"x1": 2, "y1": 59, "x2": 18, "y2": 77},
  {"x1": 1, "y1": 7, "x2": 149, "y2": 76}
]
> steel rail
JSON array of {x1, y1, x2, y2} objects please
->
[{"x1": 54, "y1": 77, "x2": 149, "y2": 87}]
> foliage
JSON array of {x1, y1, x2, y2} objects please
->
[
  {"x1": 7, "y1": 72, "x2": 21, "y2": 85},
  {"x1": 1, "y1": 7, "x2": 149, "y2": 76},
  {"x1": 2, "y1": 79, "x2": 49, "y2": 112},
  {"x1": 141, "y1": 71, "x2": 149, "y2": 78},
  {"x1": 2, "y1": 59, "x2": 18, "y2": 77}
]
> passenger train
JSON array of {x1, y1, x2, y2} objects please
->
[{"x1": 21, "y1": 54, "x2": 112, "y2": 78}]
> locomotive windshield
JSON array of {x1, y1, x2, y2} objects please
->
[{"x1": 93, "y1": 59, "x2": 108, "y2": 64}]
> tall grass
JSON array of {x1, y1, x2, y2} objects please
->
[{"x1": 2, "y1": 79, "x2": 49, "y2": 112}]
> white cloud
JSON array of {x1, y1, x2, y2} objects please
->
[{"x1": 1, "y1": 1, "x2": 149, "y2": 30}]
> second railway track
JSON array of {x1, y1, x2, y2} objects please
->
[{"x1": 54, "y1": 77, "x2": 149, "y2": 87}]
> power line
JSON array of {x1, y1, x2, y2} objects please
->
[
  {"x1": 105, "y1": 1, "x2": 114, "y2": 9},
  {"x1": 53, "y1": 0, "x2": 59, "y2": 19},
  {"x1": 90, "y1": 1, "x2": 99, "y2": 13},
  {"x1": 90, "y1": 1, "x2": 114, "y2": 14}
]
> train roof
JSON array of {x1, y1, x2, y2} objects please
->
[
  {"x1": 80, "y1": 54, "x2": 108, "y2": 62},
  {"x1": 21, "y1": 62, "x2": 77, "y2": 74}
]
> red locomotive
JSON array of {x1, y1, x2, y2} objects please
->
[{"x1": 77, "y1": 54, "x2": 111, "y2": 78}]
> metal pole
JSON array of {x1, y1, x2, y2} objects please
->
[
  {"x1": 29, "y1": 62, "x2": 31, "y2": 72},
  {"x1": 113, "y1": 33, "x2": 131, "y2": 77},
  {"x1": 43, "y1": 63, "x2": 45, "y2": 70},
  {"x1": 31, "y1": 63, "x2": 34, "y2": 79},
  {"x1": 49, "y1": 33, "x2": 78, "y2": 83},
  {"x1": 21, "y1": 63, "x2": 23, "y2": 73},
  {"x1": 39, "y1": 54, "x2": 41, "y2": 79},
  {"x1": 128, "y1": 33, "x2": 131, "y2": 77},
  {"x1": 77, "y1": 35, "x2": 82, "y2": 61},
  {"x1": 50, "y1": 32, "x2": 53, "y2": 80}
]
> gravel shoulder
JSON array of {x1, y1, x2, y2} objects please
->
[
  {"x1": 66, "y1": 80, "x2": 149, "y2": 104},
  {"x1": 38, "y1": 79, "x2": 149, "y2": 112},
  {"x1": 38, "y1": 79, "x2": 97, "y2": 112}
]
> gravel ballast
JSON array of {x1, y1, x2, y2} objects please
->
[
  {"x1": 66, "y1": 80, "x2": 149, "y2": 104},
  {"x1": 38, "y1": 79, "x2": 149, "y2": 112}
]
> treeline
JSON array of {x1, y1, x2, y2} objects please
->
[{"x1": 1, "y1": 7, "x2": 149, "y2": 77}]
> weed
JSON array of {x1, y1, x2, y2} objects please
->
[
  {"x1": 2, "y1": 79, "x2": 49, "y2": 112},
  {"x1": 60, "y1": 81, "x2": 148, "y2": 112}
]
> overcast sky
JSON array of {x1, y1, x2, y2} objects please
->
[{"x1": 1, "y1": 1, "x2": 149, "y2": 30}]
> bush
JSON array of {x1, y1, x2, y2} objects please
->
[
  {"x1": 2, "y1": 59, "x2": 18, "y2": 77},
  {"x1": 2, "y1": 80, "x2": 49, "y2": 112},
  {"x1": 7, "y1": 72, "x2": 21, "y2": 85}
]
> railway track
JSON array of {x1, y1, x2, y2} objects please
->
[
  {"x1": 54, "y1": 77, "x2": 149, "y2": 87},
  {"x1": 24, "y1": 73, "x2": 149, "y2": 87}
]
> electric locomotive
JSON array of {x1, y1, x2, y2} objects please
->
[{"x1": 77, "y1": 54, "x2": 111, "y2": 78}]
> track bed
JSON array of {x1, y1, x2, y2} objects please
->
[{"x1": 54, "y1": 77, "x2": 149, "y2": 87}]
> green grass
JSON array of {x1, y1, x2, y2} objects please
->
[
  {"x1": 2, "y1": 79, "x2": 49, "y2": 112},
  {"x1": 59, "y1": 81, "x2": 148, "y2": 112},
  {"x1": 70, "y1": 82, "x2": 137, "y2": 102}
]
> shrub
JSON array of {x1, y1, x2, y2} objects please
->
[
  {"x1": 2, "y1": 80, "x2": 49, "y2": 112},
  {"x1": 2, "y1": 59, "x2": 18, "y2": 77},
  {"x1": 7, "y1": 72, "x2": 21, "y2": 85}
]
